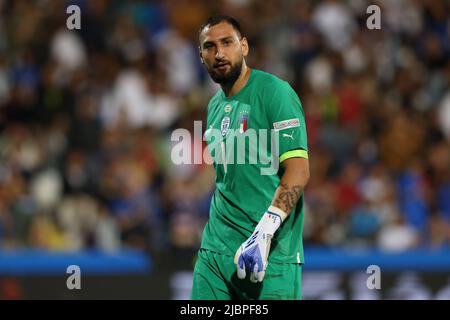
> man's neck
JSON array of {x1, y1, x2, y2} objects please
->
[{"x1": 222, "y1": 64, "x2": 251, "y2": 97}]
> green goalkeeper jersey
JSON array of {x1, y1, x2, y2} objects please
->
[{"x1": 201, "y1": 69, "x2": 308, "y2": 264}]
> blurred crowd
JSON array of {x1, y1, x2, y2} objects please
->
[{"x1": 0, "y1": 0, "x2": 449, "y2": 263}]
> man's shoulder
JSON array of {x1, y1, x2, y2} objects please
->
[
  {"x1": 206, "y1": 90, "x2": 224, "y2": 113},
  {"x1": 252, "y1": 70, "x2": 293, "y2": 100},
  {"x1": 253, "y1": 69, "x2": 290, "y2": 89},
  {"x1": 208, "y1": 89, "x2": 224, "y2": 105}
]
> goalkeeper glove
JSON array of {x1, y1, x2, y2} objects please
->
[{"x1": 234, "y1": 206, "x2": 288, "y2": 283}]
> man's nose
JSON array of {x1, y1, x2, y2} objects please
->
[{"x1": 215, "y1": 47, "x2": 225, "y2": 60}]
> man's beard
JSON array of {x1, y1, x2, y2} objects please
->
[{"x1": 208, "y1": 59, "x2": 243, "y2": 85}]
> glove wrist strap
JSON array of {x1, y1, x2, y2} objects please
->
[
  {"x1": 258, "y1": 206, "x2": 288, "y2": 236},
  {"x1": 268, "y1": 205, "x2": 288, "y2": 222}
]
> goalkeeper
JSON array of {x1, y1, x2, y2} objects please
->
[{"x1": 191, "y1": 15, "x2": 310, "y2": 300}]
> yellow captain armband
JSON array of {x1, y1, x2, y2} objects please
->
[{"x1": 279, "y1": 149, "x2": 308, "y2": 163}]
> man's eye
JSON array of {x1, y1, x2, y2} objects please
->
[{"x1": 224, "y1": 40, "x2": 232, "y2": 45}]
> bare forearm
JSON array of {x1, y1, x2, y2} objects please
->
[
  {"x1": 271, "y1": 181, "x2": 303, "y2": 215},
  {"x1": 271, "y1": 157, "x2": 309, "y2": 215}
]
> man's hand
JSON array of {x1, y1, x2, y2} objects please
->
[{"x1": 234, "y1": 207, "x2": 287, "y2": 283}]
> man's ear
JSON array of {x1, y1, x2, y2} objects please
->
[
  {"x1": 199, "y1": 47, "x2": 205, "y2": 64},
  {"x1": 241, "y1": 37, "x2": 249, "y2": 57}
]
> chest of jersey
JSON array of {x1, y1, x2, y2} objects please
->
[
  {"x1": 208, "y1": 100, "x2": 252, "y2": 136},
  {"x1": 204, "y1": 95, "x2": 280, "y2": 178}
]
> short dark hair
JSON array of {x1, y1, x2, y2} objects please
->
[{"x1": 199, "y1": 15, "x2": 243, "y2": 39}]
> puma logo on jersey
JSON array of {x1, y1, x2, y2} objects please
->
[{"x1": 282, "y1": 131, "x2": 295, "y2": 140}]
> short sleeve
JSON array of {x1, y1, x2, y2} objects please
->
[{"x1": 266, "y1": 81, "x2": 308, "y2": 162}]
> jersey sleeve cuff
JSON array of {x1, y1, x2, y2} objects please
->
[{"x1": 279, "y1": 149, "x2": 308, "y2": 163}]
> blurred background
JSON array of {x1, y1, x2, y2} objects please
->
[{"x1": 0, "y1": 0, "x2": 449, "y2": 299}]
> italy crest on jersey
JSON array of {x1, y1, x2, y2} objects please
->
[{"x1": 239, "y1": 112, "x2": 249, "y2": 133}]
